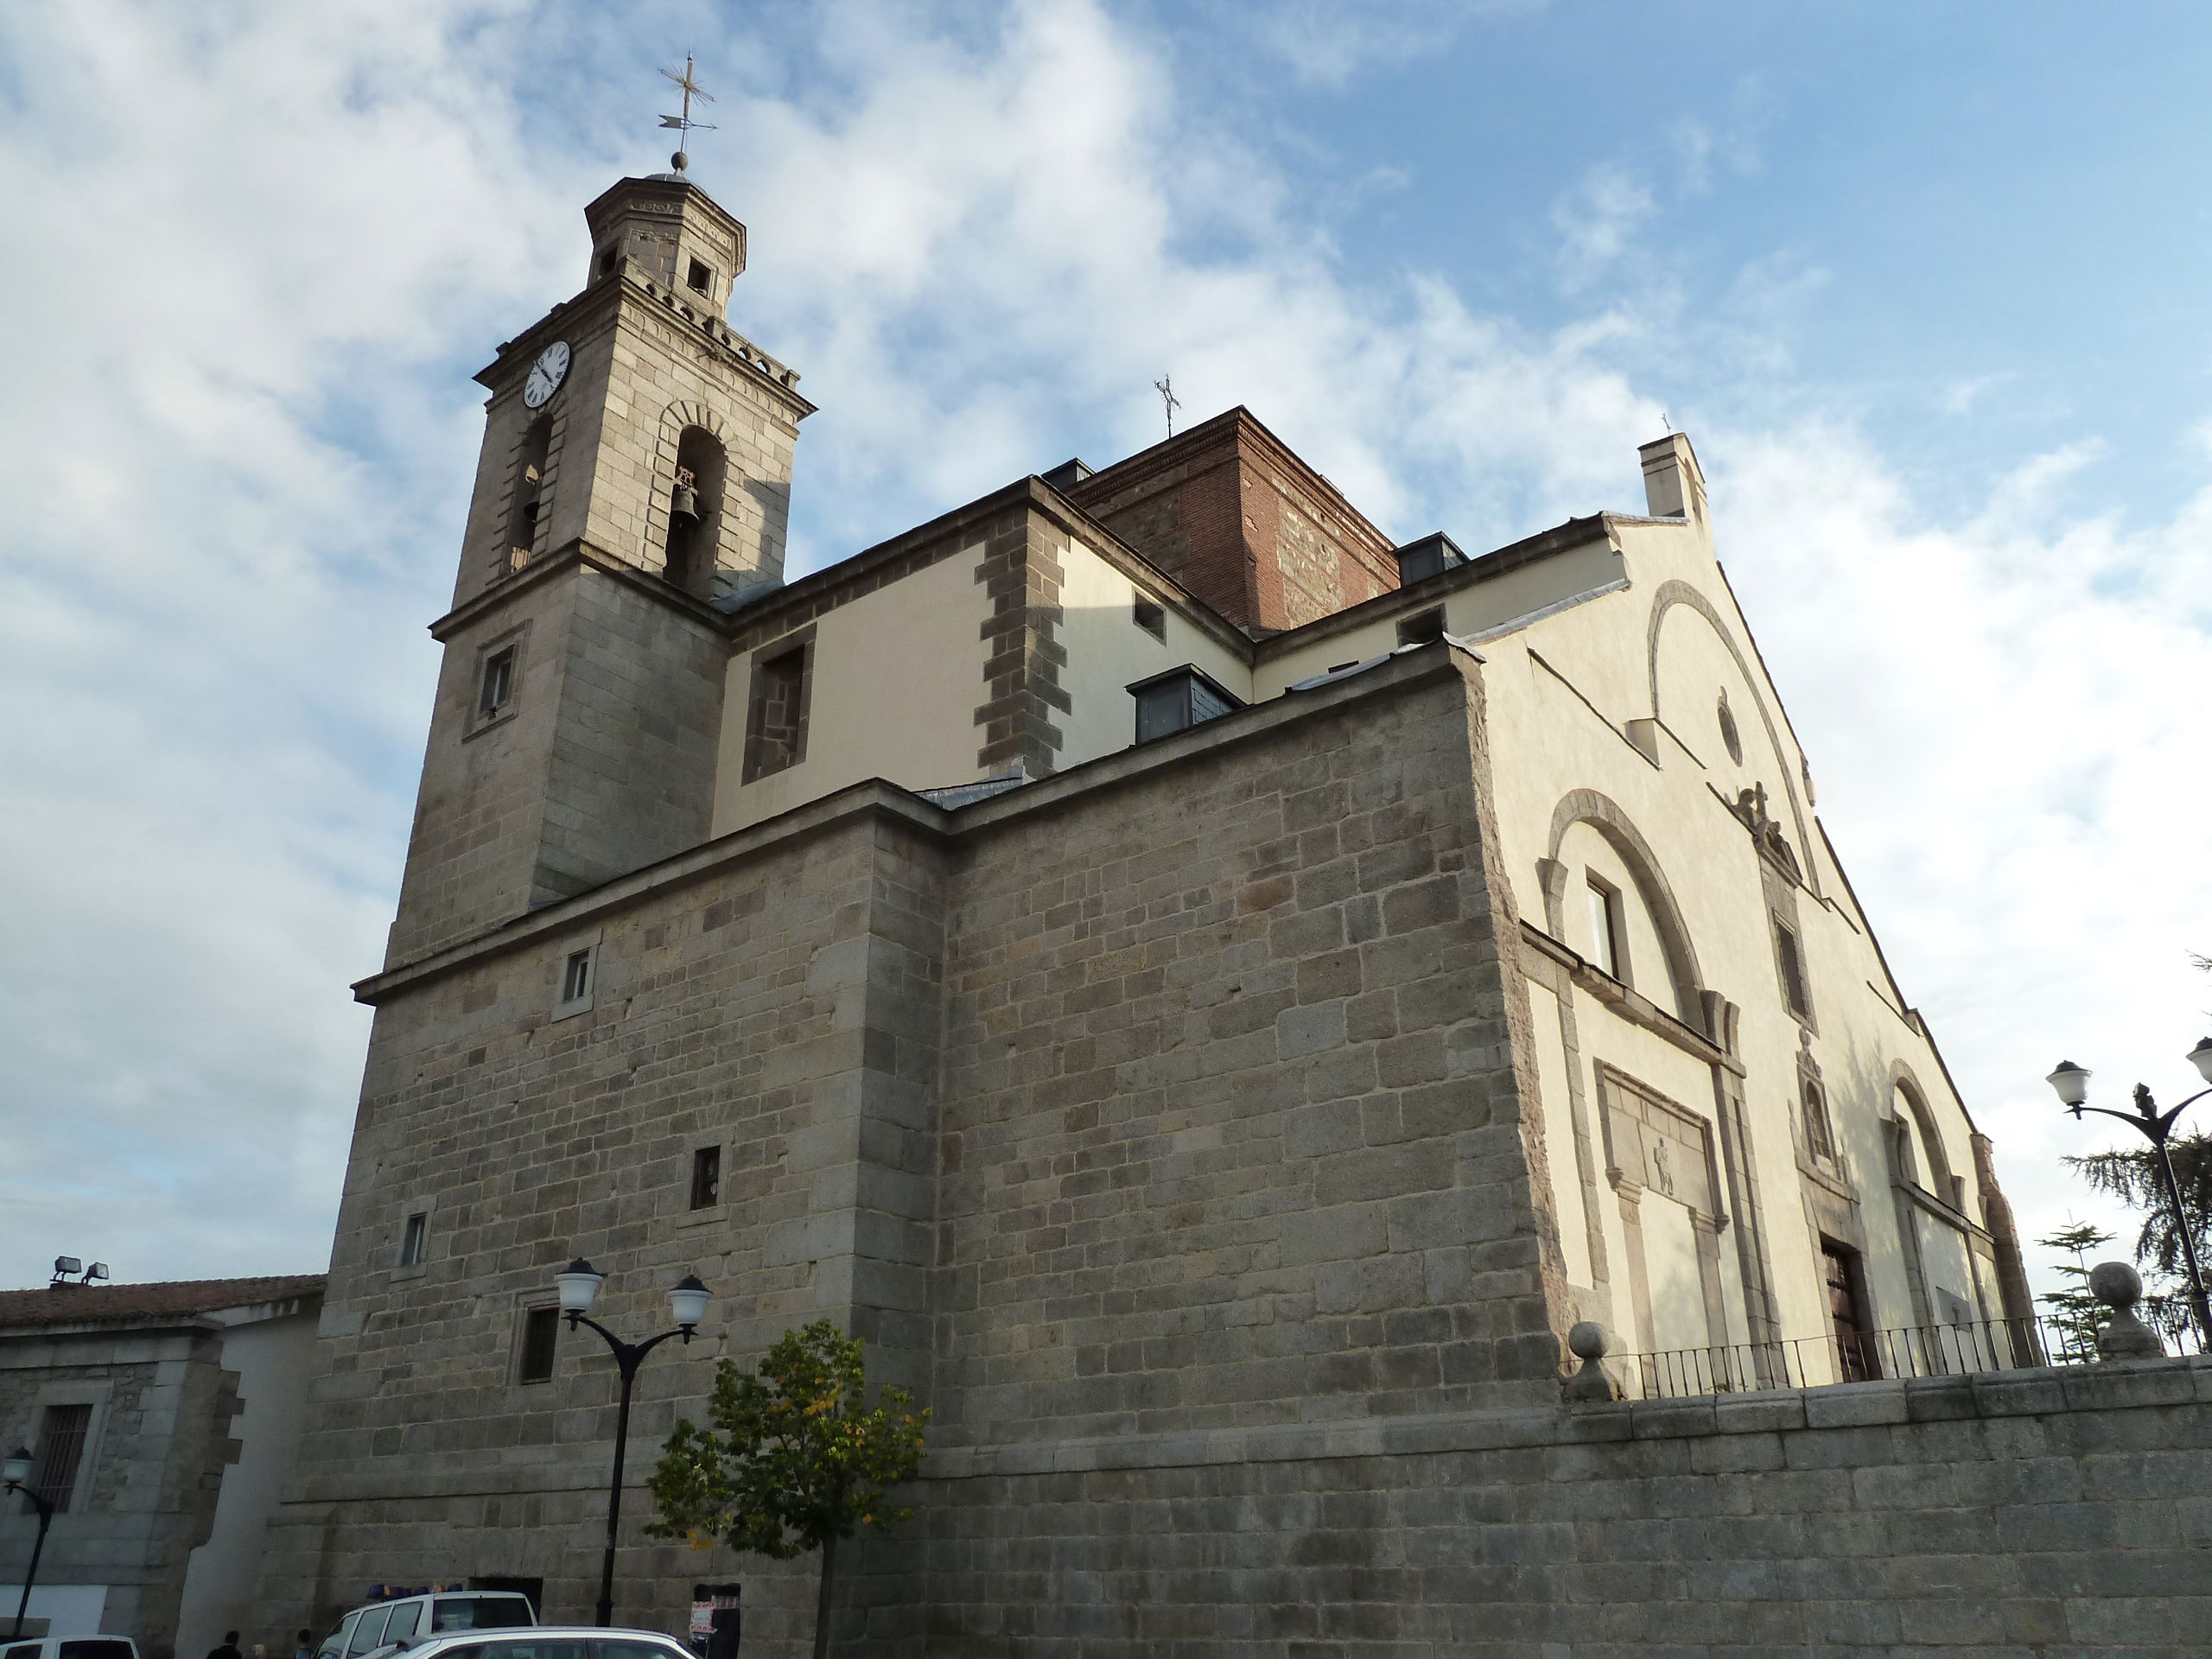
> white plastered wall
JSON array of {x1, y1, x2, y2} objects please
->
[{"x1": 712, "y1": 550, "x2": 992, "y2": 835}]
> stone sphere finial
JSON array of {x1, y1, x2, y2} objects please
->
[
  {"x1": 2088, "y1": 1260, "x2": 2165, "y2": 1360},
  {"x1": 671, "y1": 150, "x2": 690, "y2": 174},
  {"x1": 2088, "y1": 1261, "x2": 2142, "y2": 1307},
  {"x1": 1561, "y1": 1320, "x2": 1621, "y2": 1402}
]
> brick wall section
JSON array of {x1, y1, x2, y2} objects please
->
[
  {"x1": 861, "y1": 1357, "x2": 2212, "y2": 1656},
  {"x1": 971, "y1": 506, "x2": 1069, "y2": 777},
  {"x1": 1068, "y1": 408, "x2": 1400, "y2": 632}
]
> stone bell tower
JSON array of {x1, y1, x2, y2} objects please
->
[{"x1": 385, "y1": 169, "x2": 815, "y2": 965}]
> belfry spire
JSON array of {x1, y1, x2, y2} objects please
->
[{"x1": 657, "y1": 53, "x2": 717, "y2": 175}]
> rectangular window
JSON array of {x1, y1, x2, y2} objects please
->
[
  {"x1": 561, "y1": 948, "x2": 594, "y2": 1004},
  {"x1": 1131, "y1": 594, "x2": 1166, "y2": 639},
  {"x1": 690, "y1": 1145, "x2": 722, "y2": 1210},
  {"x1": 742, "y1": 643, "x2": 811, "y2": 783},
  {"x1": 30, "y1": 1403, "x2": 90, "y2": 1511},
  {"x1": 687, "y1": 257, "x2": 713, "y2": 292},
  {"x1": 518, "y1": 1306, "x2": 560, "y2": 1384},
  {"x1": 397, "y1": 1211, "x2": 429, "y2": 1268},
  {"x1": 1586, "y1": 876, "x2": 1625, "y2": 982},
  {"x1": 1395, "y1": 607, "x2": 1446, "y2": 646},
  {"x1": 478, "y1": 645, "x2": 517, "y2": 719},
  {"x1": 1775, "y1": 919, "x2": 1811, "y2": 1017},
  {"x1": 1129, "y1": 667, "x2": 1242, "y2": 745}
]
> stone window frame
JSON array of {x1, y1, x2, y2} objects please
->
[
  {"x1": 1770, "y1": 912, "x2": 1814, "y2": 1026},
  {"x1": 17, "y1": 1382, "x2": 112, "y2": 1516},
  {"x1": 465, "y1": 620, "x2": 531, "y2": 741},
  {"x1": 677, "y1": 1136, "x2": 729, "y2": 1229},
  {"x1": 513, "y1": 1303, "x2": 563, "y2": 1387},
  {"x1": 552, "y1": 929, "x2": 603, "y2": 1021},
  {"x1": 391, "y1": 1193, "x2": 437, "y2": 1281},
  {"x1": 740, "y1": 625, "x2": 816, "y2": 785}
]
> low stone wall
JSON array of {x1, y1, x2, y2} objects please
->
[{"x1": 835, "y1": 1354, "x2": 2212, "y2": 1656}]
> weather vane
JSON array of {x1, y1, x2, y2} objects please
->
[
  {"x1": 658, "y1": 53, "x2": 718, "y2": 174},
  {"x1": 1154, "y1": 374, "x2": 1180, "y2": 438}
]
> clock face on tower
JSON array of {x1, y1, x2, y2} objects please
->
[{"x1": 522, "y1": 340, "x2": 572, "y2": 409}]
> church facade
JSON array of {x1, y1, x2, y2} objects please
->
[{"x1": 251, "y1": 170, "x2": 2148, "y2": 1653}]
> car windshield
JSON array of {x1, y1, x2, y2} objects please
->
[
  {"x1": 60, "y1": 1644, "x2": 137, "y2": 1659},
  {"x1": 429, "y1": 1600, "x2": 533, "y2": 1634},
  {"x1": 448, "y1": 1644, "x2": 590, "y2": 1659}
]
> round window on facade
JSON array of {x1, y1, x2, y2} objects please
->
[{"x1": 1717, "y1": 690, "x2": 1743, "y2": 764}]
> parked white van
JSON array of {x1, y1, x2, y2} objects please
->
[
  {"x1": 0, "y1": 1639, "x2": 141, "y2": 1659},
  {"x1": 315, "y1": 1592, "x2": 536, "y2": 1659}
]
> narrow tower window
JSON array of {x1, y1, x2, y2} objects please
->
[
  {"x1": 478, "y1": 645, "x2": 518, "y2": 720},
  {"x1": 506, "y1": 415, "x2": 553, "y2": 574},
  {"x1": 561, "y1": 949, "x2": 594, "y2": 1004},
  {"x1": 690, "y1": 1145, "x2": 722, "y2": 1210},
  {"x1": 397, "y1": 1211, "x2": 429, "y2": 1267},
  {"x1": 687, "y1": 258, "x2": 713, "y2": 293},
  {"x1": 1774, "y1": 918, "x2": 1811, "y2": 1018},
  {"x1": 662, "y1": 426, "x2": 728, "y2": 595},
  {"x1": 518, "y1": 1306, "x2": 560, "y2": 1383}
]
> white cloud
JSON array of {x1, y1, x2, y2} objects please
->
[{"x1": 3, "y1": 0, "x2": 2205, "y2": 1320}]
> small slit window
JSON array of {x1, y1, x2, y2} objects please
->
[
  {"x1": 1586, "y1": 875, "x2": 1626, "y2": 983},
  {"x1": 1132, "y1": 595, "x2": 1166, "y2": 639},
  {"x1": 478, "y1": 645, "x2": 518, "y2": 720},
  {"x1": 561, "y1": 948, "x2": 594, "y2": 1005},
  {"x1": 1396, "y1": 607, "x2": 1446, "y2": 647},
  {"x1": 518, "y1": 1306, "x2": 560, "y2": 1383},
  {"x1": 1129, "y1": 667, "x2": 1242, "y2": 745},
  {"x1": 690, "y1": 1146, "x2": 722, "y2": 1210},
  {"x1": 742, "y1": 642, "x2": 812, "y2": 783},
  {"x1": 397, "y1": 1211, "x2": 429, "y2": 1268},
  {"x1": 687, "y1": 258, "x2": 713, "y2": 293},
  {"x1": 1775, "y1": 918, "x2": 1811, "y2": 1019}
]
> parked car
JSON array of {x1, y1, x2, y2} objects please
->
[
  {"x1": 0, "y1": 1640, "x2": 139, "y2": 1659},
  {"x1": 383, "y1": 1630, "x2": 688, "y2": 1659},
  {"x1": 317, "y1": 1591, "x2": 537, "y2": 1659}
]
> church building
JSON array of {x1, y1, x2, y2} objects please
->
[{"x1": 259, "y1": 165, "x2": 2040, "y2": 1650}]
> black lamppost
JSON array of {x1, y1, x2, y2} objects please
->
[
  {"x1": 3, "y1": 1446, "x2": 57, "y2": 1639},
  {"x1": 2047, "y1": 1038, "x2": 2212, "y2": 1344},
  {"x1": 553, "y1": 1260, "x2": 712, "y2": 1629}
]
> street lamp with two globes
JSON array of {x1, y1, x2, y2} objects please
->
[{"x1": 2046, "y1": 1037, "x2": 2212, "y2": 1345}]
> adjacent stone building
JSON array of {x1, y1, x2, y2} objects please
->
[
  {"x1": 0, "y1": 1275, "x2": 323, "y2": 1657},
  {"x1": 253, "y1": 165, "x2": 2212, "y2": 1653}
]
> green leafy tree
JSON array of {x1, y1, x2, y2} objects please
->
[
  {"x1": 2062, "y1": 1128, "x2": 2212, "y2": 1289},
  {"x1": 2035, "y1": 1221, "x2": 2116, "y2": 1361},
  {"x1": 646, "y1": 1320, "x2": 928, "y2": 1659}
]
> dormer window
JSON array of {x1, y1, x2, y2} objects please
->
[
  {"x1": 1128, "y1": 666, "x2": 1242, "y2": 744},
  {"x1": 1393, "y1": 532, "x2": 1466, "y2": 586},
  {"x1": 687, "y1": 258, "x2": 713, "y2": 293}
]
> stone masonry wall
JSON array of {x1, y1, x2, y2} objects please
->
[
  {"x1": 929, "y1": 654, "x2": 1561, "y2": 1458},
  {"x1": 853, "y1": 1357, "x2": 2212, "y2": 1656}
]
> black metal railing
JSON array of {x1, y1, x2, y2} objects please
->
[{"x1": 1605, "y1": 1311, "x2": 2204, "y2": 1401}]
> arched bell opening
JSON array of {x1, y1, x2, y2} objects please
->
[
  {"x1": 662, "y1": 425, "x2": 727, "y2": 596},
  {"x1": 505, "y1": 414, "x2": 553, "y2": 574}
]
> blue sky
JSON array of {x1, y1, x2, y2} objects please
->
[{"x1": 3, "y1": 0, "x2": 2209, "y2": 1309}]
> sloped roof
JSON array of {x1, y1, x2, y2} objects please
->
[{"x1": 0, "y1": 1274, "x2": 324, "y2": 1330}]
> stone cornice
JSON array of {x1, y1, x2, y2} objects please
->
[
  {"x1": 355, "y1": 643, "x2": 1474, "y2": 1002},
  {"x1": 426, "y1": 539, "x2": 728, "y2": 642}
]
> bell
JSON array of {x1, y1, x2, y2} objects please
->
[{"x1": 671, "y1": 484, "x2": 700, "y2": 524}]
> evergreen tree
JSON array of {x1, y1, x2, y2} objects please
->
[
  {"x1": 647, "y1": 1321, "x2": 928, "y2": 1659},
  {"x1": 2034, "y1": 1221, "x2": 2115, "y2": 1361}
]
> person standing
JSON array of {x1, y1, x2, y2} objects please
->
[
  {"x1": 207, "y1": 1632, "x2": 244, "y2": 1659},
  {"x1": 294, "y1": 1629, "x2": 315, "y2": 1659}
]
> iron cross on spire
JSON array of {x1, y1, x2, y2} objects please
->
[
  {"x1": 1154, "y1": 374, "x2": 1180, "y2": 438},
  {"x1": 658, "y1": 53, "x2": 718, "y2": 174}
]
